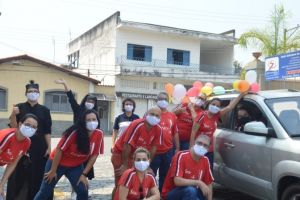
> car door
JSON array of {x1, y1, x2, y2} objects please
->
[{"x1": 214, "y1": 99, "x2": 273, "y2": 200}]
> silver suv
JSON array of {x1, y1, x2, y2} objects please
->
[{"x1": 213, "y1": 89, "x2": 300, "y2": 200}]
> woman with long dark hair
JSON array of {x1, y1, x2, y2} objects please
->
[{"x1": 34, "y1": 110, "x2": 104, "y2": 200}]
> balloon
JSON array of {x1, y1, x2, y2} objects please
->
[
  {"x1": 238, "y1": 80, "x2": 250, "y2": 92},
  {"x1": 233, "y1": 80, "x2": 240, "y2": 91},
  {"x1": 205, "y1": 82, "x2": 214, "y2": 88},
  {"x1": 186, "y1": 87, "x2": 199, "y2": 97},
  {"x1": 213, "y1": 86, "x2": 226, "y2": 95},
  {"x1": 201, "y1": 86, "x2": 213, "y2": 96},
  {"x1": 172, "y1": 97, "x2": 181, "y2": 105},
  {"x1": 172, "y1": 84, "x2": 186, "y2": 101},
  {"x1": 182, "y1": 96, "x2": 190, "y2": 104},
  {"x1": 250, "y1": 83, "x2": 260, "y2": 93},
  {"x1": 164, "y1": 83, "x2": 174, "y2": 96},
  {"x1": 245, "y1": 70, "x2": 257, "y2": 84},
  {"x1": 193, "y1": 81, "x2": 203, "y2": 89}
]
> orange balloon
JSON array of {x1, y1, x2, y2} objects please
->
[
  {"x1": 238, "y1": 80, "x2": 250, "y2": 92},
  {"x1": 165, "y1": 83, "x2": 174, "y2": 96}
]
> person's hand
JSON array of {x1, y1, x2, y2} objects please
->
[
  {"x1": 44, "y1": 170, "x2": 57, "y2": 183},
  {"x1": 44, "y1": 147, "x2": 51, "y2": 158},
  {"x1": 54, "y1": 79, "x2": 66, "y2": 85},
  {"x1": 115, "y1": 164, "x2": 127, "y2": 177},
  {"x1": 188, "y1": 102, "x2": 194, "y2": 109},
  {"x1": 12, "y1": 104, "x2": 20, "y2": 116},
  {"x1": 174, "y1": 105, "x2": 186, "y2": 114},
  {"x1": 77, "y1": 175, "x2": 89, "y2": 190},
  {"x1": 197, "y1": 180, "x2": 210, "y2": 197}
]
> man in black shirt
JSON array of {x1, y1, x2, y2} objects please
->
[{"x1": 8, "y1": 80, "x2": 52, "y2": 200}]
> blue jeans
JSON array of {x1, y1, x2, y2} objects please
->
[
  {"x1": 167, "y1": 186, "x2": 206, "y2": 200},
  {"x1": 150, "y1": 149, "x2": 174, "y2": 192},
  {"x1": 180, "y1": 141, "x2": 190, "y2": 151},
  {"x1": 34, "y1": 160, "x2": 88, "y2": 200},
  {"x1": 205, "y1": 152, "x2": 214, "y2": 172}
]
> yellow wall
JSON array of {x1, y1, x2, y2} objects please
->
[{"x1": 0, "y1": 59, "x2": 115, "y2": 122}]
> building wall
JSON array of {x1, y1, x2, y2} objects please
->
[{"x1": 0, "y1": 59, "x2": 114, "y2": 135}]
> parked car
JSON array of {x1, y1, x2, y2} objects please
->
[{"x1": 213, "y1": 89, "x2": 300, "y2": 200}]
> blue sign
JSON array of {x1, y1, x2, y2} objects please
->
[{"x1": 265, "y1": 50, "x2": 300, "y2": 80}]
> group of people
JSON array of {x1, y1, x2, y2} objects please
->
[{"x1": 0, "y1": 78, "x2": 249, "y2": 200}]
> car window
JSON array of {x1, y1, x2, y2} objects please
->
[{"x1": 265, "y1": 97, "x2": 300, "y2": 136}]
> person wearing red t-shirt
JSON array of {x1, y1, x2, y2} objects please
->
[
  {"x1": 162, "y1": 135, "x2": 213, "y2": 200},
  {"x1": 114, "y1": 147, "x2": 160, "y2": 200},
  {"x1": 190, "y1": 91, "x2": 248, "y2": 169},
  {"x1": 111, "y1": 106, "x2": 162, "y2": 197},
  {"x1": 34, "y1": 110, "x2": 104, "y2": 200},
  {"x1": 0, "y1": 113, "x2": 37, "y2": 197},
  {"x1": 150, "y1": 92, "x2": 179, "y2": 192},
  {"x1": 173, "y1": 93, "x2": 207, "y2": 150}
]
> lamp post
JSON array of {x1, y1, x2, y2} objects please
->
[{"x1": 283, "y1": 24, "x2": 300, "y2": 52}]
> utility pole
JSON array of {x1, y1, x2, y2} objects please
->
[
  {"x1": 283, "y1": 24, "x2": 300, "y2": 52},
  {"x1": 52, "y1": 36, "x2": 56, "y2": 63}
]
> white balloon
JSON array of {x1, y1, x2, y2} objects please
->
[
  {"x1": 172, "y1": 84, "x2": 186, "y2": 100},
  {"x1": 245, "y1": 70, "x2": 257, "y2": 84},
  {"x1": 172, "y1": 97, "x2": 181, "y2": 105}
]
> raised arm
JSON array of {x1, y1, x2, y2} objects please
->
[
  {"x1": 55, "y1": 79, "x2": 80, "y2": 112},
  {"x1": 220, "y1": 91, "x2": 248, "y2": 116}
]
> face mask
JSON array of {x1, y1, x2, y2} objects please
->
[
  {"x1": 86, "y1": 121, "x2": 98, "y2": 131},
  {"x1": 195, "y1": 99, "x2": 204, "y2": 107},
  {"x1": 238, "y1": 116, "x2": 251, "y2": 125},
  {"x1": 124, "y1": 105, "x2": 133, "y2": 112},
  {"x1": 157, "y1": 100, "x2": 169, "y2": 109},
  {"x1": 134, "y1": 161, "x2": 150, "y2": 172},
  {"x1": 193, "y1": 144, "x2": 208, "y2": 156},
  {"x1": 85, "y1": 102, "x2": 94, "y2": 110},
  {"x1": 27, "y1": 92, "x2": 40, "y2": 101},
  {"x1": 146, "y1": 115, "x2": 160, "y2": 126},
  {"x1": 208, "y1": 104, "x2": 220, "y2": 114},
  {"x1": 20, "y1": 124, "x2": 37, "y2": 138}
]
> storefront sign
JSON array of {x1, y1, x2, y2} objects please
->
[{"x1": 116, "y1": 92, "x2": 157, "y2": 99}]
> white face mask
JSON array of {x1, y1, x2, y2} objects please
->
[
  {"x1": 20, "y1": 124, "x2": 37, "y2": 138},
  {"x1": 85, "y1": 102, "x2": 94, "y2": 110},
  {"x1": 86, "y1": 121, "x2": 98, "y2": 131},
  {"x1": 27, "y1": 92, "x2": 40, "y2": 101},
  {"x1": 124, "y1": 105, "x2": 133, "y2": 112},
  {"x1": 146, "y1": 115, "x2": 160, "y2": 126},
  {"x1": 157, "y1": 100, "x2": 169, "y2": 109},
  {"x1": 193, "y1": 144, "x2": 208, "y2": 156},
  {"x1": 195, "y1": 99, "x2": 204, "y2": 107},
  {"x1": 208, "y1": 104, "x2": 220, "y2": 114},
  {"x1": 134, "y1": 161, "x2": 150, "y2": 172}
]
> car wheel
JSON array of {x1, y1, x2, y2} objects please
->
[{"x1": 281, "y1": 184, "x2": 300, "y2": 200}]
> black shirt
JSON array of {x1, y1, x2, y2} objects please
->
[{"x1": 113, "y1": 113, "x2": 139, "y2": 138}]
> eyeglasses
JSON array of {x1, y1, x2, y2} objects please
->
[
  {"x1": 195, "y1": 141, "x2": 210, "y2": 149},
  {"x1": 23, "y1": 123, "x2": 38, "y2": 129}
]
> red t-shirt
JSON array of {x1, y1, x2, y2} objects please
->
[
  {"x1": 0, "y1": 128, "x2": 31, "y2": 166},
  {"x1": 50, "y1": 129, "x2": 104, "y2": 167},
  {"x1": 113, "y1": 118, "x2": 163, "y2": 155},
  {"x1": 176, "y1": 104, "x2": 203, "y2": 142},
  {"x1": 114, "y1": 168, "x2": 157, "y2": 200},
  {"x1": 195, "y1": 111, "x2": 220, "y2": 152},
  {"x1": 156, "y1": 111, "x2": 177, "y2": 154},
  {"x1": 162, "y1": 150, "x2": 214, "y2": 199}
]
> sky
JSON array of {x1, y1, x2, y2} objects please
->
[{"x1": 0, "y1": 0, "x2": 299, "y2": 67}]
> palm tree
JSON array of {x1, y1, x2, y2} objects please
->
[{"x1": 238, "y1": 4, "x2": 300, "y2": 56}]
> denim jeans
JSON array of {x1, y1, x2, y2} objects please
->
[
  {"x1": 34, "y1": 160, "x2": 88, "y2": 200},
  {"x1": 150, "y1": 149, "x2": 174, "y2": 192},
  {"x1": 180, "y1": 141, "x2": 190, "y2": 151},
  {"x1": 167, "y1": 186, "x2": 206, "y2": 200}
]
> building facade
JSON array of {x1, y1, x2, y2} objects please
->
[
  {"x1": 0, "y1": 55, "x2": 115, "y2": 134},
  {"x1": 68, "y1": 11, "x2": 239, "y2": 117}
]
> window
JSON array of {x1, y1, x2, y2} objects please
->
[
  {"x1": 127, "y1": 44, "x2": 152, "y2": 62},
  {"x1": 167, "y1": 48, "x2": 190, "y2": 65},
  {"x1": 45, "y1": 91, "x2": 73, "y2": 113},
  {"x1": 68, "y1": 50, "x2": 80, "y2": 68},
  {"x1": 0, "y1": 88, "x2": 7, "y2": 110}
]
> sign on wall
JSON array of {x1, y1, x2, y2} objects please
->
[
  {"x1": 116, "y1": 92, "x2": 157, "y2": 99},
  {"x1": 265, "y1": 50, "x2": 300, "y2": 80}
]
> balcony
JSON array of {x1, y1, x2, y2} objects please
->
[{"x1": 116, "y1": 56, "x2": 237, "y2": 76}]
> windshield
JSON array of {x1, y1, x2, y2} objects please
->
[{"x1": 266, "y1": 97, "x2": 300, "y2": 136}]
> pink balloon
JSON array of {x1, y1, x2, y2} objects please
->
[
  {"x1": 205, "y1": 82, "x2": 214, "y2": 88},
  {"x1": 193, "y1": 81, "x2": 203, "y2": 89},
  {"x1": 250, "y1": 83, "x2": 260, "y2": 93},
  {"x1": 186, "y1": 87, "x2": 199, "y2": 97}
]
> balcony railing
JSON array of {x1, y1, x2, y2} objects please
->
[{"x1": 116, "y1": 56, "x2": 237, "y2": 76}]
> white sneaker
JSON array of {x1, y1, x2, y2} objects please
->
[{"x1": 71, "y1": 191, "x2": 77, "y2": 200}]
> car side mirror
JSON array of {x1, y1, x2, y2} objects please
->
[{"x1": 244, "y1": 121, "x2": 269, "y2": 136}]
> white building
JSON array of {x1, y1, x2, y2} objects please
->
[{"x1": 68, "y1": 11, "x2": 239, "y2": 119}]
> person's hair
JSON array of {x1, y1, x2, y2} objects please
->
[
  {"x1": 122, "y1": 98, "x2": 136, "y2": 112},
  {"x1": 62, "y1": 109, "x2": 100, "y2": 154},
  {"x1": 157, "y1": 92, "x2": 169, "y2": 101},
  {"x1": 25, "y1": 80, "x2": 39, "y2": 93},
  {"x1": 196, "y1": 134, "x2": 211, "y2": 145},
  {"x1": 80, "y1": 94, "x2": 98, "y2": 111},
  {"x1": 133, "y1": 147, "x2": 150, "y2": 160},
  {"x1": 20, "y1": 113, "x2": 38, "y2": 124}
]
